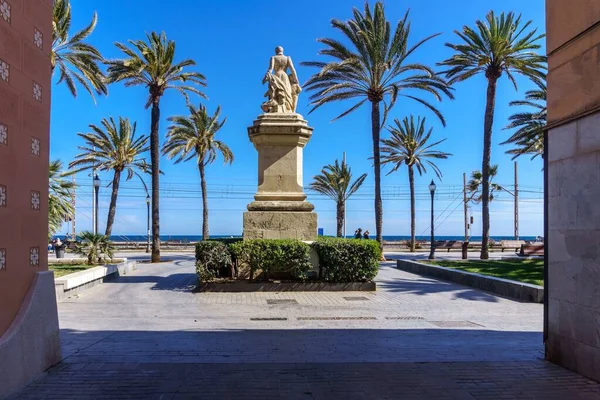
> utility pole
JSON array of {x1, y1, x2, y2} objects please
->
[
  {"x1": 514, "y1": 161, "x2": 519, "y2": 240},
  {"x1": 463, "y1": 173, "x2": 468, "y2": 242},
  {"x1": 343, "y1": 151, "x2": 347, "y2": 239}
]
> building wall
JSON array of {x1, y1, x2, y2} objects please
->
[
  {"x1": 546, "y1": 0, "x2": 600, "y2": 382},
  {"x1": 0, "y1": 0, "x2": 53, "y2": 335}
]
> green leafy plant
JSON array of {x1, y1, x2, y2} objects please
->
[
  {"x1": 229, "y1": 240, "x2": 312, "y2": 281},
  {"x1": 312, "y1": 238, "x2": 380, "y2": 283},
  {"x1": 75, "y1": 231, "x2": 114, "y2": 265},
  {"x1": 195, "y1": 241, "x2": 233, "y2": 282},
  {"x1": 48, "y1": 160, "x2": 76, "y2": 239}
]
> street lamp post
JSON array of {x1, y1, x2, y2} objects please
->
[
  {"x1": 146, "y1": 195, "x2": 151, "y2": 253},
  {"x1": 428, "y1": 180, "x2": 436, "y2": 260},
  {"x1": 93, "y1": 174, "x2": 101, "y2": 235}
]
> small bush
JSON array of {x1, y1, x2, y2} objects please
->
[
  {"x1": 312, "y1": 238, "x2": 380, "y2": 283},
  {"x1": 195, "y1": 241, "x2": 233, "y2": 282},
  {"x1": 229, "y1": 239, "x2": 312, "y2": 281}
]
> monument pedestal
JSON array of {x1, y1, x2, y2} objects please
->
[{"x1": 243, "y1": 113, "x2": 317, "y2": 241}]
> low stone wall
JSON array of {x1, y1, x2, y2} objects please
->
[
  {"x1": 54, "y1": 260, "x2": 137, "y2": 301},
  {"x1": 196, "y1": 281, "x2": 376, "y2": 292},
  {"x1": 396, "y1": 259, "x2": 543, "y2": 303},
  {"x1": 48, "y1": 257, "x2": 126, "y2": 265}
]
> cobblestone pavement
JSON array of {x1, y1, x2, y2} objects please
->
[{"x1": 9, "y1": 256, "x2": 600, "y2": 399}]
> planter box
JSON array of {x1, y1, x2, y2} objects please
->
[
  {"x1": 54, "y1": 260, "x2": 136, "y2": 301},
  {"x1": 396, "y1": 259, "x2": 543, "y2": 303},
  {"x1": 195, "y1": 281, "x2": 376, "y2": 292}
]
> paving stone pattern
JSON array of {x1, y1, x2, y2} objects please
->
[{"x1": 8, "y1": 255, "x2": 600, "y2": 399}]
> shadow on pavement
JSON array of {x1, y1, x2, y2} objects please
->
[{"x1": 9, "y1": 328, "x2": 599, "y2": 399}]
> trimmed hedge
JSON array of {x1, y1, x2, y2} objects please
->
[
  {"x1": 195, "y1": 241, "x2": 233, "y2": 282},
  {"x1": 312, "y1": 238, "x2": 380, "y2": 283},
  {"x1": 229, "y1": 239, "x2": 312, "y2": 281},
  {"x1": 195, "y1": 238, "x2": 380, "y2": 283}
]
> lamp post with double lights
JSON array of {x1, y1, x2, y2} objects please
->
[
  {"x1": 93, "y1": 174, "x2": 101, "y2": 235},
  {"x1": 428, "y1": 180, "x2": 437, "y2": 260}
]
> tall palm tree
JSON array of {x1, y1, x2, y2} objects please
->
[
  {"x1": 106, "y1": 32, "x2": 207, "y2": 262},
  {"x1": 438, "y1": 11, "x2": 545, "y2": 259},
  {"x1": 302, "y1": 1, "x2": 453, "y2": 248},
  {"x1": 52, "y1": 0, "x2": 106, "y2": 100},
  {"x1": 467, "y1": 165, "x2": 503, "y2": 204},
  {"x1": 162, "y1": 104, "x2": 233, "y2": 240},
  {"x1": 69, "y1": 117, "x2": 150, "y2": 237},
  {"x1": 49, "y1": 160, "x2": 76, "y2": 239},
  {"x1": 503, "y1": 82, "x2": 546, "y2": 159},
  {"x1": 380, "y1": 116, "x2": 450, "y2": 252},
  {"x1": 310, "y1": 159, "x2": 367, "y2": 237}
]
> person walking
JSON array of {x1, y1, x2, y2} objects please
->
[
  {"x1": 363, "y1": 230, "x2": 370, "y2": 240},
  {"x1": 355, "y1": 228, "x2": 363, "y2": 239}
]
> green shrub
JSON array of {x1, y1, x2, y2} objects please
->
[
  {"x1": 229, "y1": 239, "x2": 312, "y2": 281},
  {"x1": 195, "y1": 241, "x2": 233, "y2": 282},
  {"x1": 312, "y1": 238, "x2": 380, "y2": 283}
]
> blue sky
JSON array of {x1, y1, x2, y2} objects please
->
[{"x1": 51, "y1": 0, "x2": 546, "y2": 238}]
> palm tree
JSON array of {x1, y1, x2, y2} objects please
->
[
  {"x1": 69, "y1": 117, "x2": 150, "y2": 237},
  {"x1": 302, "y1": 1, "x2": 453, "y2": 248},
  {"x1": 75, "y1": 231, "x2": 114, "y2": 265},
  {"x1": 162, "y1": 104, "x2": 233, "y2": 240},
  {"x1": 467, "y1": 165, "x2": 503, "y2": 204},
  {"x1": 438, "y1": 11, "x2": 546, "y2": 259},
  {"x1": 52, "y1": 0, "x2": 106, "y2": 100},
  {"x1": 49, "y1": 160, "x2": 76, "y2": 239},
  {"x1": 380, "y1": 116, "x2": 450, "y2": 252},
  {"x1": 310, "y1": 159, "x2": 367, "y2": 237},
  {"x1": 503, "y1": 82, "x2": 546, "y2": 159},
  {"x1": 106, "y1": 32, "x2": 207, "y2": 262}
]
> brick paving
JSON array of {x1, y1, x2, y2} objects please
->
[{"x1": 8, "y1": 255, "x2": 600, "y2": 399}]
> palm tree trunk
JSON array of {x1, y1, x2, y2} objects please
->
[
  {"x1": 199, "y1": 162, "x2": 209, "y2": 240},
  {"x1": 408, "y1": 165, "x2": 416, "y2": 252},
  {"x1": 371, "y1": 101, "x2": 384, "y2": 253},
  {"x1": 481, "y1": 76, "x2": 498, "y2": 260},
  {"x1": 336, "y1": 199, "x2": 344, "y2": 237},
  {"x1": 104, "y1": 170, "x2": 121, "y2": 237},
  {"x1": 150, "y1": 99, "x2": 161, "y2": 263}
]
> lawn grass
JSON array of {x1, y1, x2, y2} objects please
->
[
  {"x1": 50, "y1": 264, "x2": 95, "y2": 278},
  {"x1": 427, "y1": 259, "x2": 544, "y2": 286}
]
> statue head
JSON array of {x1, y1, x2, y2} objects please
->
[{"x1": 275, "y1": 46, "x2": 284, "y2": 55}]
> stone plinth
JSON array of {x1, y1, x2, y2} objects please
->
[{"x1": 243, "y1": 113, "x2": 317, "y2": 240}]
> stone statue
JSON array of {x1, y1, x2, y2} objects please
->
[{"x1": 261, "y1": 46, "x2": 302, "y2": 113}]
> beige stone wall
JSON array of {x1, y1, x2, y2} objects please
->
[
  {"x1": 546, "y1": 0, "x2": 600, "y2": 382},
  {"x1": 0, "y1": 0, "x2": 53, "y2": 335}
]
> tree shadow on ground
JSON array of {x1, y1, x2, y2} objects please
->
[{"x1": 376, "y1": 262, "x2": 500, "y2": 302}]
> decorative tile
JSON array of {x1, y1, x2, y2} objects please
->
[
  {"x1": 0, "y1": 1, "x2": 10, "y2": 23},
  {"x1": 0, "y1": 59, "x2": 8, "y2": 82},
  {"x1": 0, "y1": 249, "x2": 5, "y2": 271},
  {"x1": 0, "y1": 123, "x2": 6, "y2": 145},
  {"x1": 31, "y1": 190, "x2": 40, "y2": 210},
  {"x1": 30, "y1": 247, "x2": 39, "y2": 266},
  {"x1": 0, "y1": 184, "x2": 6, "y2": 207},
  {"x1": 31, "y1": 137, "x2": 40, "y2": 156},
  {"x1": 34, "y1": 28, "x2": 43, "y2": 49},
  {"x1": 33, "y1": 81, "x2": 42, "y2": 101}
]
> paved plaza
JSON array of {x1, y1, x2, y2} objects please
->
[{"x1": 9, "y1": 254, "x2": 600, "y2": 399}]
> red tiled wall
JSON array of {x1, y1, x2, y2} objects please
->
[{"x1": 0, "y1": 0, "x2": 53, "y2": 335}]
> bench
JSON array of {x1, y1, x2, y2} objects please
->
[
  {"x1": 434, "y1": 240, "x2": 464, "y2": 253},
  {"x1": 499, "y1": 240, "x2": 525, "y2": 252},
  {"x1": 519, "y1": 244, "x2": 544, "y2": 256}
]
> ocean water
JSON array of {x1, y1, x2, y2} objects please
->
[{"x1": 55, "y1": 234, "x2": 538, "y2": 242}]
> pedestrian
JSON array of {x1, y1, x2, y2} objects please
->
[
  {"x1": 355, "y1": 228, "x2": 362, "y2": 239},
  {"x1": 363, "y1": 230, "x2": 370, "y2": 240}
]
